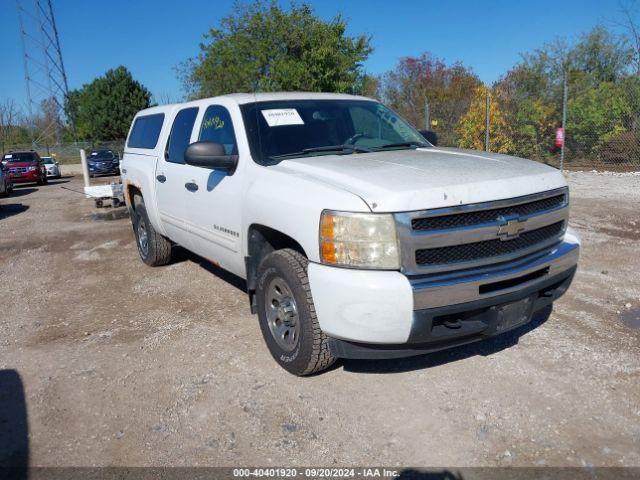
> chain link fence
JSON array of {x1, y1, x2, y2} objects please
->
[{"x1": 424, "y1": 81, "x2": 640, "y2": 172}]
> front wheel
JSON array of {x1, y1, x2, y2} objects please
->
[{"x1": 256, "y1": 249, "x2": 336, "y2": 376}]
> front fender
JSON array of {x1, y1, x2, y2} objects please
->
[{"x1": 242, "y1": 166, "x2": 370, "y2": 262}]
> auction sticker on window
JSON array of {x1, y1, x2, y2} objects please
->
[{"x1": 261, "y1": 108, "x2": 304, "y2": 127}]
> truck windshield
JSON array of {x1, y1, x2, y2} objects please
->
[{"x1": 240, "y1": 99, "x2": 429, "y2": 165}]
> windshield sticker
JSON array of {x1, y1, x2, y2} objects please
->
[
  {"x1": 3, "y1": 154, "x2": 12, "y2": 159},
  {"x1": 261, "y1": 108, "x2": 304, "y2": 127}
]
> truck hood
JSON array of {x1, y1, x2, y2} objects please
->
[{"x1": 274, "y1": 147, "x2": 567, "y2": 212}]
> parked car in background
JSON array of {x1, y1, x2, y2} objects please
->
[
  {"x1": 88, "y1": 149, "x2": 120, "y2": 177},
  {"x1": 121, "y1": 92, "x2": 580, "y2": 376},
  {"x1": 0, "y1": 163, "x2": 13, "y2": 196},
  {"x1": 42, "y1": 156, "x2": 62, "y2": 178},
  {"x1": 3, "y1": 151, "x2": 47, "y2": 185}
]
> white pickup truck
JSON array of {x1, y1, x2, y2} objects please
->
[{"x1": 121, "y1": 92, "x2": 579, "y2": 375}]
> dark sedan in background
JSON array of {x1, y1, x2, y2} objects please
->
[{"x1": 88, "y1": 149, "x2": 120, "y2": 177}]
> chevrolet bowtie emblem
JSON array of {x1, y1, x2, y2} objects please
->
[{"x1": 497, "y1": 218, "x2": 526, "y2": 240}]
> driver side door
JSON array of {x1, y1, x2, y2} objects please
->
[{"x1": 180, "y1": 103, "x2": 245, "y2": 277}]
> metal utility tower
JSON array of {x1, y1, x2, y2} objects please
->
[{"x1": 16, "y1": 0, "x2": 70, "y2": 148}]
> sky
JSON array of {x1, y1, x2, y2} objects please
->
[{"x1": 0, "y1": 0, "x2": 627, "y2": 109}]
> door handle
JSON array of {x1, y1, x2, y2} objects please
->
[
  {"x1": 185, "y1": 182, "x2": 199, "y2": 192},
  {"x1": 156, "y1": 174, "x2": 166, "y2": 183}
]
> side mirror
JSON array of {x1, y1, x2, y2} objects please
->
[
  {"x1": 419, "y1": 130, "x2": 438, "y2": 146},
  {"x1": 184, "y1": 141, "x2": 238, "y2": 174}
]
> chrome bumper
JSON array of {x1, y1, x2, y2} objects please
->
[{"x1": 410, "y1": 240, "x2": 580, "y2": 310}]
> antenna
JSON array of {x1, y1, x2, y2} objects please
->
[{"x1": 16, "y1": 0, "x2": 71, "y2": 149}]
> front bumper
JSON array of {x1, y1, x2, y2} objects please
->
[
  {"x1": 89, "y1": 163, "x2": 119, "y2": 175},
  {"x1": 308, "y1": 231, "x2": 580, "y2": 358},
  {"x1": 10, "y1": 171, "x2": 40, "y2": 183}
]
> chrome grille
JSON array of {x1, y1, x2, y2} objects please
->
[
  {"x1": 394, "y1": 188, "x2": 569, "y2": 275},
  {"x1": 411, "y1": 194, "x2": 566, "y2": 231},
  {"x1": 415, "y1": 221, "x2": 564, "y2": 266}
]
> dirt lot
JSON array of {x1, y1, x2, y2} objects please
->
[{"x1": 0, "y1": 169, "x2": 639, "y2": 468}]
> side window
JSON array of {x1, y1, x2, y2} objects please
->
[
  {"x1": 127, "y1": 113, "x2": 165, "y2": 149},
  {"x1": 165, "y1": 107, "x2": 199, "y2": 164},
  {"x1": 199, "y1": 105, "x2": 238, "y2": 155}
]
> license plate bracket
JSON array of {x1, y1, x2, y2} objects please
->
[{"x1": 495, "y1": 296, "x2": 535, "y2": 333}]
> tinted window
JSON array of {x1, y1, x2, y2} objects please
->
[
  {"x1": 199, "y1": 105, "x2": 238, "y2": 155},
  {"x1": 165, "y1": 107, "x2": 199, "y2": 164},
  {"x1": 127, "y1": 114, "x2": 165, "y2": 149}
]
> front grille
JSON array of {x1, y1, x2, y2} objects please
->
[
  {"x1": 415, "y1": 221, "x2": 564, "y2": 266},
  {"x1": 9, "y1": 167, "x2": 28, "y2": 173},
  {"x1": 412, "y1": 194, "x2": 566, "y2": 231}
]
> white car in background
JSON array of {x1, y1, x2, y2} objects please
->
[{"x1": 42, "y1": 157, "x2": 62, "y2": 178}]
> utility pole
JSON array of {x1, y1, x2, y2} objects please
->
[
  {"x1": 424, "y1": 98, "x2": 430, "y2": 131},
  {"x1": 560, "y1": 70, "x2": 568, "y2": 171},
  {"x1": 484, "y1": 88, "x2": 490, "y2": 152}
]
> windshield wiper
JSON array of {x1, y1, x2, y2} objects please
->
[
  {"x1": 303, "y1": 144, "x2": 372, "y2": 153},
  {"x1": 377, "y1": 141, "x2": 428, "y2": 150},
  {"x1": 269, "y1": 144, "x2": 372, "y2": 161}
]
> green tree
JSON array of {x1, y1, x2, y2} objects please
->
[
  {"x1": 181, "y1": 1, "x2": 372, "y2": 98},
  {"x1": 568, "y1": 82, "x2": 630, "y2": 156},
  {"x1": 488, "y1": 26, "x2": 637, "y2": 163},
  {"x1": 65, "y1": 66, "x2": 151, "y2": 141},
  {"x1": 493, "y1": 65, "x2": 557, "y2": 161}
]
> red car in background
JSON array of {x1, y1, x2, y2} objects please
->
[{"x1": 2, "y1": 151, "x2": 48, "y2": 185}]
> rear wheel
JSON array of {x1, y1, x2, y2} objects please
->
[
  {"x1": 256, "y1": 249, "x2": 336, "y2": 376},
  {"x1": 133, "y1": 201, "x2": 172, "y2": 266}
]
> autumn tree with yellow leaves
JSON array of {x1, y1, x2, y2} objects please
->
[{"x1": 456, "y1": 86, "x2": 514, "y2": 154}]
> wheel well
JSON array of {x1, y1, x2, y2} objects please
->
[
  {"x1": 126, "y1": 185, "x2": 143, "y2": 211},
  {"x1": 245, "y1": 224, "x2": 307, "y2": 313}
]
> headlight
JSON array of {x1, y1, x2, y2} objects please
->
[
  {"x1": 28, "y1": 166, "x2": 37, "y2": 171},
  {"x1": 319, "y1": 210, "x2": 400, "y2": 269}
]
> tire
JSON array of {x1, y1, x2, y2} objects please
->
[
  {"x1": 133, "y1": 201, "x2": 172, "y2": 266},
  {"x1": 256, "y1": 249, "x2": 336, "y2": 376}
]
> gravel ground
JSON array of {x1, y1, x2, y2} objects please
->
[{"x1": 0, "y1": 169, "x2": 639, "y2": 468}]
